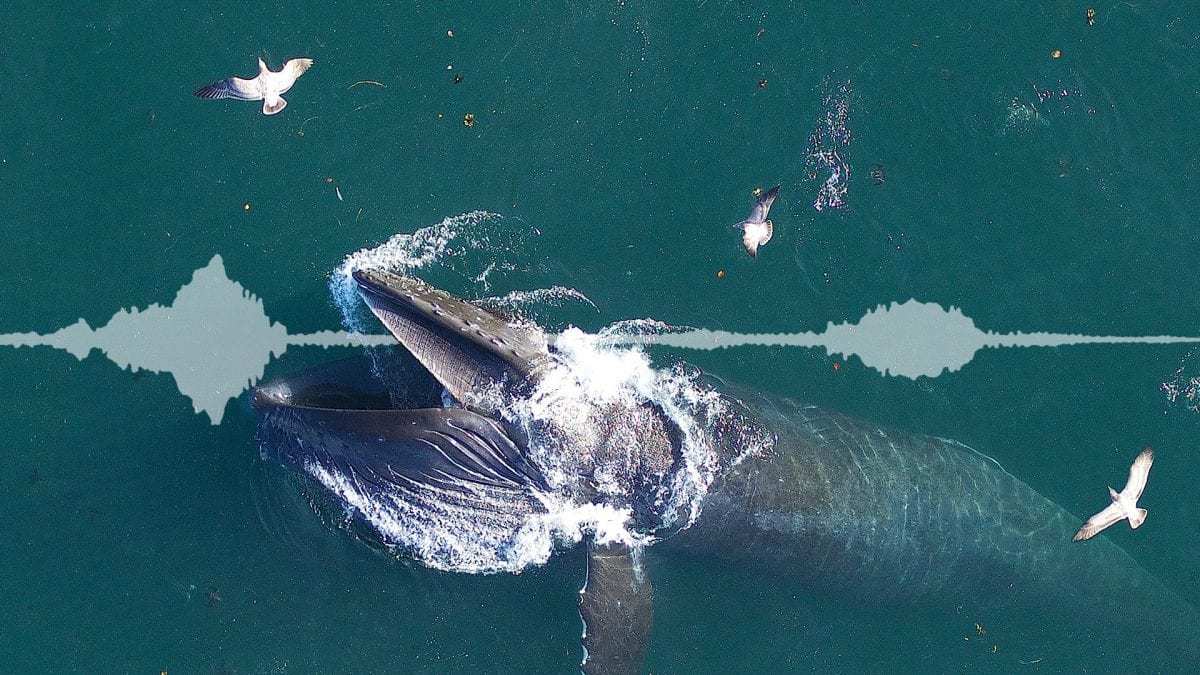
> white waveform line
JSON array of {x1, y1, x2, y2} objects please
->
[
  {"x1": 986, "y1": 333, "x2": 1200, "y2": 347},
  {"x1": 604, "y1": 330, "x2": 1200, "y2": 349},
  {"x1": 4, "y1": 256, "x2": 1197, "y2": 423},
  {"x1": 0, "y1": 256, "x2": 390, "y2": 424},
  {"x1": 0, "y1": 326, "x2": 392, "y2": 354},
  {"x1": 285, "y1": 331, "x2": 394, "y2": 348},
  {"x1": 595, "y1": 299, "x2": 1200, "y2": 379}
]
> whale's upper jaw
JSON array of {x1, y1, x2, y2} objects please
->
[{"x1": 351, "y1": 269, "x2": 550, "y2": 405}]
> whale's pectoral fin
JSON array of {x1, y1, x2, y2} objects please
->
[{"x1": 579, "y1": 542, "x2": 653, "y2": 675}]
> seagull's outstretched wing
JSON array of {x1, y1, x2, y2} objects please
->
[
  {"x1": 1121, "y1": 447, "x2": 1154, "y2": 501},
  {"x1": 747, "y1": 185, "x2": 780, "y2": 224},
  {"x1": 1073, "y1": 501, "x2": 1125, "y2": 542},
  {"x1": 194, "y1": 76, "x2": 259, "y2": 101},
  {"x1": 283, "y1": 58, "x2": 314, "y2": 80},
  {"x1": 262, "y1": 58, "x2": 314, "y2": 92}
]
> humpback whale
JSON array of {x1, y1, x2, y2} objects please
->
[{"x1": 253, "y1": 270, "x2": 1199, "y2": 673}]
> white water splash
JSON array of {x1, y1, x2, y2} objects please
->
[
  {"x1": 509, "y1": 500, "x2": 653, "y2": 571},
  {"x1": 808, "y1": 78, "x2": 853, "y2": 211},
  {"x1": 478, "y1": 286, "x2": 598, "y2": 314},
  {"x1": 510, "y1": 328, "x2": 744, "y2": 531},
  {"x1": 328, "y1": 210, "x2": 506, "y2": 330}
]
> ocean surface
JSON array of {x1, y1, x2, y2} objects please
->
[{"x1": 3, "y1": 2, "x2": 1200, "y2": 673}]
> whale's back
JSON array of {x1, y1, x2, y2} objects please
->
[{"x1": 675, "y1": 400, "x2": 1199, "y2": 668}]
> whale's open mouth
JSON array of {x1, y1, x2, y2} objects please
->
[
  {"x1": 250, "y1": 269, "x2": 570, "y2": 572},
  {"x1": 252, "y1": 268, "x2": 759, "y2": 573}
]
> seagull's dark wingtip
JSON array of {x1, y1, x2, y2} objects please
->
[{"x1": 193, "y1": 83, "x2": 220, "y2": 99}]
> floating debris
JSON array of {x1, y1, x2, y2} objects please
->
[
  {"x1": 348, "y1": 80, "x2": 386, "y2": 90},
  {"x1": 755, "y1": 27, "x2": 765, "y2": 39},
  {"x1": 975, "y1": 623, "x2": 986, "y2": 636},
  {"x1": 716, "y1": 269, "x2": 726, "y2": 279},
  {"x1": 323, "y1": 176, "x2": 334, "y2": 184},
  {"x1": 757, "y1": 78, "x2": 768, "y2": 89},
  {"x1": 1050, "y1": 49, "x2": 1062, "y2": 59},
  {"x1": 206, "y1": 588, "x2": 221, "y2": 608},
  {"x1": 453, "y1": 73, "x2": 463, "y2": 84},
  {"x1": 869, "y1": 164, "x2": 886, "y2": 185},
  {"x1": 1086, "y1": 8, "x2": 1096, "y2": 26},
  {"x1": 242, "y1": 202, "x2": 252, "y2": 213},
  {"x1": 752, "y1": 186, "x2": 763, "y2": 198},
  {"x1": 463, "y1": 113, "x2": 476, "y2": 127},
  {"x1": 297, "y1": 115, "x2": 320, "y2": 137},
  {"x1": 447, "y1": 29, "x2": 455, "y2": 38},
  {"x1": 335, "y1": 185, "x2": 344, "y2": 201}
]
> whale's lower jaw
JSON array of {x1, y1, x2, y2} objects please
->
[{"x1": 673, "y1": 403, "x2": 1200, "y2": 667}]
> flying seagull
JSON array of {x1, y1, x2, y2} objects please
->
[
  {"x1": 1073, "y1": 447, "x2": 1153, "y2": 542},
  {"x1": 194, "y1": 57, "x2": 314, "y2": 115},
  {"x1": 734, "y1": 185, "x2": 779, "y2": 257}
]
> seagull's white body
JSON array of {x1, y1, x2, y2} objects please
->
[
  {"x1": 734, "y1": 185, "x2": 779, "y2": 257},
  {"x1": 1073, "y1": 447, "x2": 1153, "y2": 542},
  {"x1": 195, "y1": 58, "x2": 314, "y2": 115}
]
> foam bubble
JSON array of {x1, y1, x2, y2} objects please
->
[
  {"x1": 478, "y1": 286, "x2": 598, "y2": 314},
  {"x1": 509, "y1": 327, "x2": 748, "y2": 530},
  {"x1": 327, "y1": 210, "x2": 506, "y2": 331}
]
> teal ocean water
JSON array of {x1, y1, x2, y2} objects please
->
[{"x1": 3, "y1": 2, "x2": 1200, "y2": 672}]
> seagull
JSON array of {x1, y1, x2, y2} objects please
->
[
  {"x1": 194, "y1": 57, "x2": 314, "y2": 115},
  {"x1": 733, "y1": 185, "x2": 779, "y2": 257},
  {"x1": 1073, "y1": 447, "x2": 1154, "y2": 542}
]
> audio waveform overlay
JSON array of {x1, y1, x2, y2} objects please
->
[
  {"x1": 0, "y1": 256, "x2": 390, "y2": 423},
  {"x1": 609, "y1": 300, "x2": 1200, "y2": 379},
  {"x1": 3, "y1": 256, "x2": 1197, "y2": 425}
]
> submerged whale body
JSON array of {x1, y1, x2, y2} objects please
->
[{"x1": 253, "y1": 271, "x2": 1199, "y2": 672}]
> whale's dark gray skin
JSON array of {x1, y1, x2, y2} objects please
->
[
  {"x1": 673, "y1": 397, "x2": 1200, "y2": 669},
  {"x1": 353, "y1": 268, "x2": 549, "y2": 406},
  {"x1": 253, "y1": 273, "x2": 1199, "y2": 674}
]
